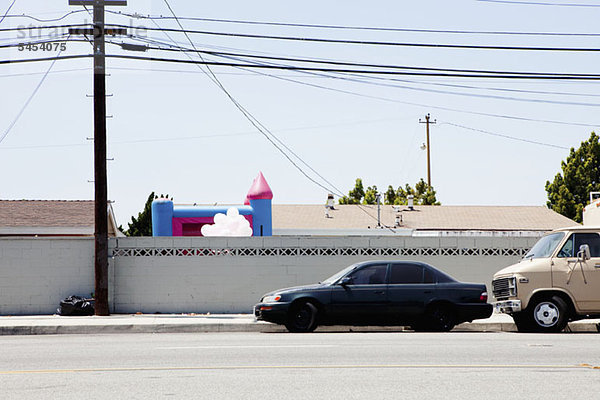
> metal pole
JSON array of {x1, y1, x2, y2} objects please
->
[{"x1": 93, "y1": 0, "x2": 109, "y2": 316}]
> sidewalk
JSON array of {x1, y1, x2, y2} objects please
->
[{"x1": 0, "y1": 313, "x2": 598, "y2": 335}]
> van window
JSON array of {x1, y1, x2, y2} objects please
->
[
  {"x1": 557, "y1": 235, "x2": 574, "y2": 258},
  {"x1": 524, "y1": 232, "x2": 565, "y2": 260},
  {"x1": 574, "y1": 233, "x2": 600, "y2": 257},
  {"x1": 557, "y1": 233, "x2": 600, "y2": 258}
]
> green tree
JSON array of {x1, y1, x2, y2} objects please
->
[
  {"x1": 341, "y1": 178, "x2": 440, "y2": 206},
  {"x1": 125, "y1": 192, "x2": 158, "y2": 237},
  {"x1": 545, "y1": 132, "x2": 600, "y2": 223},
  {"x1": 339, "y1": 178, "x2": 365, "y2": 204},
  {"x1": 363, "y1": 185, "x2": 379, "y2": 205}
]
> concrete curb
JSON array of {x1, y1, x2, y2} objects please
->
[{"x1": 0, "y1": 315, "x2": 598, "y2": 336}]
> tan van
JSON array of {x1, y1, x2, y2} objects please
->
[{"x1": 493, "y1": 226, "x2": 600, "y2": 332}]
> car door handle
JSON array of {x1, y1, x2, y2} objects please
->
[{"x1": 374, "y1": 291, "x2": 385, "y2": 295}]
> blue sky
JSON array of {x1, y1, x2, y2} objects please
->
[{"x1": 1, "y1": 0, "x2": 599, "y2": 226}]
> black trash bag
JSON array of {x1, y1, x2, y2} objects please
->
[{"x1": 57, "y1": 295, "x2": 95, "y2": 316}]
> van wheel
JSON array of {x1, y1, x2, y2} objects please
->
[
  {"x1": 522, "y1": 296, "x2": 569, "y2": 333},
  {"x1": 285, "y1": 301, "x2": 318, "y2": 333}
]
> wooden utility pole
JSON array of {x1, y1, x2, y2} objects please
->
[
  {"x1": 419, "y1": 114, "x2": 436, "y2": 187},
  {"x1": 69, "y1": 0, "x2": 127, "y2": 316}
]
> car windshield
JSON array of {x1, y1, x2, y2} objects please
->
[
  {"x1": 523, "y1": 232, "x2": 565, "y2": 260},
  {"x1": 321, "y1": 264, "x2": 358, "y2": 285}
]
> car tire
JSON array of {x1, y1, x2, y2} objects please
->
[
  {"x1": 285, "y1": 301, "x2": 318, "y2": 333},
  {"x1": 521, "y1": 295, "x2": 569, "y2": 333},
  {"x1": 414, "y1": 305, "x2": 456, "y2": 332}
]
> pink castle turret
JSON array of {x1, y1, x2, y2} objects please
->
[
  {"x1": 246, "y1": 171, "x2": 273, "y2": 200},
  {"x1": 246, "y1": 172, "x2": 272, "y2": 236}
]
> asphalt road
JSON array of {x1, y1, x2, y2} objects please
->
[{"x1": 1, "y1": 332, "x2": 599, "y2": 400}]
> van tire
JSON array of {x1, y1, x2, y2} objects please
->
[{"x1": 520, "y1": 295, "x2": 569, "y2": 333}]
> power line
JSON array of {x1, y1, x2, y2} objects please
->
[
  {"x1": 477, "y1": 0, "x2": 600, "y2": 7},
  {"x1": 0, "y1": 35, "x2": 72, "y2": 49},
  {"x1": 0, "y1": 54, "x2": 92, "y2": 65},
  {"x1": 0, "y1": 23, "x2": 89, "y2": 32},
  {"x1": 0, "y1": 35, "x2": 69, "y2": 145},
  {"x1": 109, "y1": 23, "x2": 600, "y2": 52},
  {"x1": 2, "y1": 10, "x2": 87, "y2": 23},
  {"x1": 440, "y1": 122, "x2": 569, "y2": 149},
  {"x1": 132, "y1": 33, "x2": 600, "y2": 98},
  {"x1": 0, "y1": 0, "x2": 17, "y2": 25},
  {"x1": 160, "y1": 0, "x2": 351, "y2": 207},
  {"x1": 107, "y1": 10, "x2": 600, "y2": 37},
  {"x1": 121, "y1": 38, "x2": 600, "y2": 106},
  {"x1": 120, "y1": 39, "x2": 600, "y2": 78},
  {"x1": 100, "y1": 54, "x2": 600, "y2": 80},
  {"x1": 212, "y1": 61, "x2": 600, "y2": 128}
]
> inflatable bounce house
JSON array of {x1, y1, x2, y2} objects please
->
[{"x1": 151, "y1": 172, "x2": 273, "y2": 237}]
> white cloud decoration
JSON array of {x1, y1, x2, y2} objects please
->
[{"x1": 200, "y1": 207, "x2": 253, "y2": 237}]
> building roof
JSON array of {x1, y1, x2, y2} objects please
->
[
  {"x1": 272, "y1": 204, "x2": 577, "y2": 232},
  {"x1": 0, "y1": 200, "x2": 122, "y2": 237}
]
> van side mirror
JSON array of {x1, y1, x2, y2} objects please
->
[
  {"x1": 339, "y1": 276, "x2": 352, "y2": 286},
  {"x1": 578, "y1": 244, "x2": 591, "y2": 261}
]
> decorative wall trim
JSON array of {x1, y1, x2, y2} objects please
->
[{"x1": 112, "y1": 246, "x2": 529, "y2": 258}]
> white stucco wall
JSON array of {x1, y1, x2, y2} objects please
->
[
  {"x1": 0, "y1": 238, "x2": 95, "y2": 315},
  {"x1": 110, "y1": 236, "x2": 537, "y2": 314},
  {"x1": 0, "y1": 235, "x2": 538, "y2": 315}
]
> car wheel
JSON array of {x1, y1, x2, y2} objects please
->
[
  {"x1": 416, "y1": 305, "x2": 456, "y2": 332},
  {"x1": 285, "y1": 301, "x2": 318, "y2": 333},
  {"x1": 523, "y1": 296, "x2": 569, "y2": 333}
]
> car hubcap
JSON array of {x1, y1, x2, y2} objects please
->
[
  {"x1": 534, "y1": 302, "x2": 559, "y2": 327},
  {"x1": 295, "y1": 306, "x2": 310, "y2": 328}
]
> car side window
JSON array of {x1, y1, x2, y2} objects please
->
[
  {"x1": 348, "y1": 264, "x2": 387, "y2": 285},
  {"x1": 574, "y1": 233, "x2": 600, "y2": 257},
  {"x1": 557, "y1": 234, "x2": 574, "y2": 258},
  {"x1": 389, "y1": 264, "x2": 424, "y2": 284}
]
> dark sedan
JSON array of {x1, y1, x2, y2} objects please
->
[{"x1": 255, "y1": 260, "x2": 492, "y2": 332}]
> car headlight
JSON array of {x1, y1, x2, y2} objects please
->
[{"x1": 262, "y1": 294, "x2": 282, "y2": 303}]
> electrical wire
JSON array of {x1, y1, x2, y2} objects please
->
[
  {"x1": 0, "y1": 54, "x2": 92, "y2": 65},
  {"x1": 119, "y1": 38, "x2": 600, "y2": 106},
  {"x1": 117, "y1": 40, "x2": 600, "y2": 78},
  {"x1": 0, "y1": 35, "x2": 72, "y2": 49},
  {"x1": 477, "y1": 0, "x2": 600, "y2": 7},
  {"x1": 107, "y1": 9, "x2": 600, "y2": 37},
  {"x1": 2, "y1": 10, "x2": 87, "y2": 23},
  {"x1": 0, "y1": 0, "x2": 17, "y2": 25},
  {"x1": 100, "y1": 54, "x2": 600, "y2": 80},
  {"x1": 440, "y1": 121, "x2": 569, "y2": 149},
  {"x1": 0, "y1": 67, "x2": 90, "y2": 78},
  {"x1": 131, "y1": 33, "x2": 600, "y2": 98},
  {"x1": 157, "y1": 1, "x2": 395, "y2": 230},
  {"x1": 0, "y1": 23, "x2": 90, "y2": 32},
  {"x1": 0, "y1": 35, "x2": 70, "y2": 145},
  {"x1": 108, "y1": 23, "x2": 600, "y2": 52},
  {"x1": 160, "y1": 0, "x2": 349, "y2": 200},
  {"x1": 206, "y1": 60, "x2": 600, "y2": 128}
]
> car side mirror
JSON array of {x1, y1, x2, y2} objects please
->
[
  {"x1": 578, "y1": 244, "x2": 591, "y2": 261},
  {"x1": 339, "y1": 276, "x2": 352, "y2": 286}
]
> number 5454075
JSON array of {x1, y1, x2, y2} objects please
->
[{"x1": 18, "y1": 43, "x2": 67, "y2": 52}]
